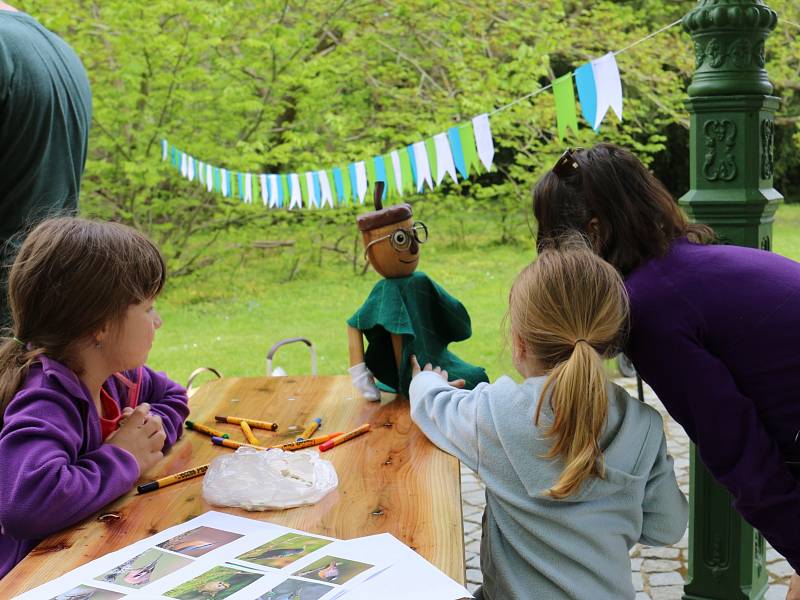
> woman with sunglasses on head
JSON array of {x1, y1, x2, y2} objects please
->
[{"x1": 534, "y1": 143, "x2": 800, "y2": 598}]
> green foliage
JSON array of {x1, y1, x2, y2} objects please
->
[{"x1": 17, "y1": 0, "x2": 800, "y2": 273}]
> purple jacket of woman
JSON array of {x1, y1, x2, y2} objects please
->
[
  {"x1": 0, "y1": 356, "x2": 188, "y2": 578},
  {"x1": 626, "y1": 238, "x2": 800, "y2": 572}
]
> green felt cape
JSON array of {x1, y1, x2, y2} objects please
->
[{"x1": 347, "y1": 271, "x2": 489, "y2": 396}]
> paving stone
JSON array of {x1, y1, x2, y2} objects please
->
[
  {"x1": 632, "y1": 572, "x2": 644, "y2": 591},
  {"x1": 765, "y1": 585, "x2": 790, "y2": 599},
  {"x1": 766, "y1": 547, "x2": 785, "y2": 563},
  {"x1": 673, "y1": 534, "x2": 688, "y2": 549},
  {"x1": 635, "y1": 594, "x2": 652, "y2": 600},
  {"x1": 639, "y1": 547, "x2": 681, "y2": 559},
  {"x1": 466, "y1": 540, "x2": 481, "y2": 555},
  {"x1": 649, "y1": 572, "x2": 685, "y2": 587},
  {"x1": 631, "y1": 558, "x2": 643, "y2": 571},
  {"x1": 641, "y1": 559, "x2": 682, "y2": 573},
  {"x1": 466, "y1": 568, "x2": 483, "y2": 584},
  {"x1": 649, "y1": 585, "x2": 684, "y2": 600},
  {"x1": 768, "y1": 560, "x2": 796, "y2": 579}
]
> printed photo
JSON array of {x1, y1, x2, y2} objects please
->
[
  {"x1": 50, "y1": 584, "x2": 126, "y2": 599},
  {"x1": 165, "y1": 564, "x2": 263, "y2": 599},
  {"x1": 292, "y1": 556, "x2": 373, "y2": 585},
  {"x1": 95, "y1": 547, "x2": 192, "y2": 588},
  {"x1": 237, "y1": 533, "x2": 333, "y2": 569},
  {"x1": 158, "y1": 526, "x2": 244, "y2": 558},
  {"x1": 256, "y1": 577, "x2": 333, "y2": 600}
]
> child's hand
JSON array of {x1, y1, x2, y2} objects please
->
[
  {"x1": 107, "y1": 403, "x2": 166, "y2": 475},
  {"x1": 410, "y1": 355, "x2": 466, "y2": 388}
]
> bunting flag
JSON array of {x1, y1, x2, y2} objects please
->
[
  {"x1": 161, "y1": 45, "x2": 633, "y2": 207},
  {"x1": 553, "y1": 74, "x2": 580, "y2": 140},
  {"x1": 591, "y1": 53, "x2": 623, "y2": 129}
]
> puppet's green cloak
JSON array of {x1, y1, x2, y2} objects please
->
[{"x1": 347, "y1": 271, "x2": 488, "y2": 396}]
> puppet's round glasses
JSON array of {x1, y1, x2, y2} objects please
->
[{"x1": 364, "y1": 221, "x2": 428, "y2": 257}]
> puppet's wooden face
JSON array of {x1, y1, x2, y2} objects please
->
[{"x1": 362, "y1": 217, "x2": 420, "y2": 278}]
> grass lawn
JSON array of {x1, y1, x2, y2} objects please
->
[{"x1": 148, "y1": 203, "x2": 800, "y2": 388}]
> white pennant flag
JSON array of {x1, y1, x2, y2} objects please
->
[
  {"x1": 269, "y1": 174, "x2": 279, "y2": 208},
  {"x1": 434, "y1": 133, "x2": 458, "y2": 184},
  {"x1": 305, "y1": 172, "x2": 317, "y2": 208},
  {"x1": 319, "y1": 170, "x2": 334, "y2": 208},
  {"x1": 354, "y1": 161, "x2": 368, "y2": 203},
  {"x1": 412, "y1": 141, "x2": 433, "y2": 192},
  {"x1": 244, "y1": 173, "x2": 253, "y2": 203},
  {"x1": 187, "y1": 157, "x2": 195, "y2": 182},
  {"x1": 222, "y1": 169, "x2": 230, "y2": 197},
  {"x1": 161, "y1": 140, "x2": 168, "y2": 161},
  {"x1": 472, "y1": 114, "x2": 494, "y2": 171},
  {"x1": 206, "y1": 164, "x2": 213, "y2": 192},
  {"x1": 180, "y1": 153, "x2": 188, "y2": 178},
  {"x1": 591, "y1": 52, "x2": 623, "y2": 130},
  {"x1": 390, "y1": 150, "x2": 403, "y2": 195},
  {"x1": 260, "y1": 174, "x2": 268, "y2": 205},
  {"x1": 289, "y1": 173, "x2": 302, "y2": 209}
]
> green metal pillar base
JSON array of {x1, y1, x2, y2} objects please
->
[
  {"x1": 679, "y1": 3, "x2": 781, "y2": 599},
  {"x1": 684, "y1": 445, "x2": 768, "y2": 600}
]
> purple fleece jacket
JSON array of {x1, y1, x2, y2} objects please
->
[
  {"x1": 626, "y1": 238, "x2": 800, "y2": 572},
  {"x1": 0, "y1": 356, "x2": 188, "y2": 579}
]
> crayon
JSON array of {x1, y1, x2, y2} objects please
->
[
  {"x1": 211, "y1": 436, "x2": 270, "y2": 451},
  {"x1": 319, "y1": 424, "x2": 371, "y2": 452},
  {"x1": 297, "y1": 417, "x2": 322, "y2": 441},
  {"x1": 271, "y1": 432, "x2": 344, "y2": 452},
  {"x1": 137, "y1": 464, "x2": 209, "y2": 494},
  {"x1": 215, "y1": 415, "x2": 278, "y2": 431},
  {"x1": 240, "y1": 421, "x2": 260, "y2": 445},
  {"x1": 185, "y1": 420, "x2": 229, "y2": 439}
]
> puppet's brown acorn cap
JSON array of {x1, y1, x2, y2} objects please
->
[{"x1": 356, "y1": 180, "x2": 412, "y2": 232}]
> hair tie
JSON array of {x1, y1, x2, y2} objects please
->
[
  {"x1": 573, "y1": 338, "x2": 590, "y2": 348},
  {"x1": 11, "y1": 336, "x2": 25, "y2": 347}
]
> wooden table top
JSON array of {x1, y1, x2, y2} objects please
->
[{"x1": 0, "y1": 375, "x2": 465, "y2": 597}]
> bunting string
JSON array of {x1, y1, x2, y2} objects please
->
[{"x1": 162, "y1": 18, "x2": 683, "y2": 209}]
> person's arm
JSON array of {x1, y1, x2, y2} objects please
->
[
  {"x1": 639, "y1": 426, "x2": 689, "y2": 546},
  {"x1": 0, "y1": 390, "x2": 139, "y2": 540},
  {"x1": 136, "y1": 366, "x2": 189, "y2": 450},
  {"x1": 409, "y1": 370, "x2": 486, "y2": 473},
  {"x1": 630, "y1": 316, "x2": 800, "y2": 571}
]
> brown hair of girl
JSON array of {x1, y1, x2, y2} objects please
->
[
  {"x1": 533, "y1": 143, "x2": 714, "y2": 275},
  {"x1": 509, "y1": 235, "x2": 629, "y2": 499},
  {"x1": 0, "y1": 218, "x2": 165, "y2": 424}
]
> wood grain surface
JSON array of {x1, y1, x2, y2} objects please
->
[{"x1": 0, "y1": 375, "x2": 465, "y2": 597}]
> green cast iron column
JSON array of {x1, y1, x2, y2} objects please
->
[{"x1": 679, "y1": 2, "x2": 781, "y2": 599}]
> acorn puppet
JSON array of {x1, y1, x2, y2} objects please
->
[{"x1": 347, "y1": 182, "x2": 488, "y2": 400}]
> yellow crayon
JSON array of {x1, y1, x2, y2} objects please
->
[
  {"x1": 211, "y1": 436, "x2": 270, "y2": 451},
  {"x1": 185, "y1": 420, "x2": 229, "y2": 439},
  {"x1": 270, "y1": 432, "x2": 344, "y2": 452},
  {"x1": 240, "y1": 421, "x2": 260, "y2": 445},
  {"x1": 137, "y1": 464, "x2": 209, "y2": 494},
  {"x1": 215, "y1": 415, "x2": 278, "y2": 431},
  {"x1": 319, "y1": 424, "x2": 370, "y2": 452},
  {"x1": 298, "y1": 417, "x2": 322, "y2": 441}
]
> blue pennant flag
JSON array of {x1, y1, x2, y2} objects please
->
[
  {"x1": 448, "y1": 126, "x2": 467, "y2": 180},
  {"x1": 575, "y1": 63, "x2": 598, "y2": 129},
  {"x1": 333, "y1": 167, "x2": 345, "y2": 203},
  {"x1": 237, "y1": 172, "x2": 245, "y2": 200},
  {"x1": 374, "y1": 156, "x2": 387, "y2": 200}
]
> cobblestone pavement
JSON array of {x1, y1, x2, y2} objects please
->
[{"x1": 460, "y1": 377, "x2": 793, "y2": 599}]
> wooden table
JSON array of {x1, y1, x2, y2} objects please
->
[{"x1": 0, "y1": 375, "x2": 465, "y2": 597}]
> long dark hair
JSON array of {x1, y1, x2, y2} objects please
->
[
  {"x1": 533, "y1": 143, "x2": 714, "y2": 275},
  {"x1": 0, "y1": 218, "x2": 166, "y2": 423}
]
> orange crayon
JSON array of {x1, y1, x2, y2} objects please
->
[
  {"x1": 298, "y1": 417, "x2": 322, "y2": 441},
  {"x1": 211, "y1": 437, "x2": 270, "y2": 451},
  {"x1": 215, "y1": 415, "x2": 278, "y2": 431},
  {"x1": 137, "y1": 464, "x2": 209, "y2": 493},
  {"x1": 185, "y1": 420, "x2": 229, "y2": 439},
  {"x1": 270, "y1": 432, "x2": 344, "y2": 452},
  {"x1": 240, "y1": 421, "x2": 260, "y2": 445},
  {"x1": 319, "y1": 424, "x2": 370, "y2": 452}
]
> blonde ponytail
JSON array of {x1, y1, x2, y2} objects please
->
[{"x1": 509, "y1": 234, "x2": 629, "y2": 499}]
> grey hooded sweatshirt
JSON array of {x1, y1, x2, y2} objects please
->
[{"x1": 409, "y1": 372, "x2": 688, "y2": 600}]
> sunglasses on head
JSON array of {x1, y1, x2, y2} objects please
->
[{"x1": 552, "y1": 147, "x2": 584, "y2": 178}]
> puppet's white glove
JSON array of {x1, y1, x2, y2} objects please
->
[{"x1": 348, "y1": 362, "x2": 380, "y2": 401}]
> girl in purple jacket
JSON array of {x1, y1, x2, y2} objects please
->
[
  {"x1": 0, "y1": 217, "x2": 189, "y2": 579},
  {"x1": 533, "y1": 143, "x2": 800, "y2": 599}
]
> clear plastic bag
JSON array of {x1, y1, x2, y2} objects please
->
[{"x1": 202, "y1": 447, "x2": 338, "y2": 510}]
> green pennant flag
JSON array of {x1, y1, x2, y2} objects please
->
[
  {"x1": 553, "y1": 73, "x2": 580, "y2": 140},
  {"x1": 459, "y1": 125, "x2": 480, "y2": 177},
  {"x1": 341, "y1": 166, "x2": 352, "y2": 205},
  {"x1": 365, "y1": 157, "x2": 376, "y2": 196},
  {"x1": 383, "y1": 153, "x2": 395, "y2": 199},
  {"x1": 301, "y1": 173, "x2": 311, "y2": 206},
  {"x1": 213, "y1": 167, "x2": 221, "y2": 193},
  {"x1": 399, "y1": 150, "x2": 414, "y2": 194},
  {"x1": 251, "y1": 174, "x2": 259, "y2": 204},
  {"x1": 424, "y1": 138, "x2": 437, "y2": 186}
]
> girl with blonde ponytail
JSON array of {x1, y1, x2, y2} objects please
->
[{"x1": 409, "y1": 237, "x2": 687, "y2": 600}]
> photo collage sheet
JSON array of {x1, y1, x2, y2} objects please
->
[{"x1": 18, "y1": 512, "x2": 397, "y2": 600}]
